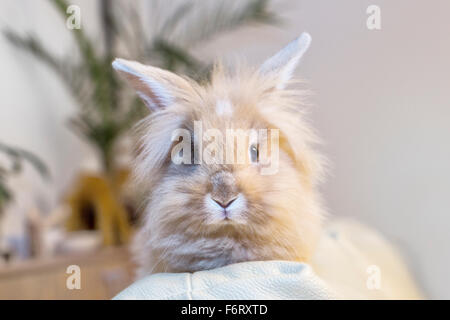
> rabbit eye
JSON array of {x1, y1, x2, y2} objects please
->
[{"x1": 250, "y1": 144, "x2": 259, "y2": 163}]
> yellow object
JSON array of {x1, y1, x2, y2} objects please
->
[{"x1": 65, "y1": 171, "x2": 131, "y2": 246}]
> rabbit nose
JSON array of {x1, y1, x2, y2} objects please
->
[{"x1": 212, "y1": 197, "x2": 237, "y2": 209}]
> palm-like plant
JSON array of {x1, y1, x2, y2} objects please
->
[
  {"x1": 4, "y1": 0, "x2": 276, "y2": 175},
  {"x1": 0, "y1": 143, "x2": 49, "y2": 215}
]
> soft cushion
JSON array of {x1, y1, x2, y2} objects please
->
[{"x1": 115, "y1": 219, "x2": 423, "y2": 300}]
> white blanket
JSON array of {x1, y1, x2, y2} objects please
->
[{"x1": 115, "y1": 219, "x2": 423, "y2": 300}]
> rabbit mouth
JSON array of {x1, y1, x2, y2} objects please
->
[{"x1": 203, "y1": 193, "x2": 248, "y2": 224}]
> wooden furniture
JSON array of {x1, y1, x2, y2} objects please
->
[{"x1": 0, "y1": 247, "x2": 135, "y2": 300}]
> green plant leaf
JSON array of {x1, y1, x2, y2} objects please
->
[{"x1": 0, "y1": 143, "x2": 50, "y2": 179}]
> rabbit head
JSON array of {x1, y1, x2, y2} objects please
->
[{"x1": 113, "y1": 33, "x2": 326, "y2": 275}]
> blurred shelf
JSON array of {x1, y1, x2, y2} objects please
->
[{"x1": 0, "y1": 246, "x2": 136, "y2": 300}]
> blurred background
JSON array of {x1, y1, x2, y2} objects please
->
[{"x1": 0, "y1": 0, "x2": 449, "y2": 299}]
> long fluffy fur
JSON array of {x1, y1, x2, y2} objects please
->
[{"x1": 130, "y1": 63, "x2": 327, "y2": 277}]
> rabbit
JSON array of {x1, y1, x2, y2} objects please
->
[{"x1": 113, "y1": 32, "x2": 326, "y2": 277}]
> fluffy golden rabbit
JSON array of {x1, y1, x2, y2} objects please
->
[{"x1": 113, "y1": 33, "x2": 326, "y2": 277}]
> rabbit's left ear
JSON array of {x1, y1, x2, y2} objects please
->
[
  {"x1": 259, "y1": 32, "x2": 311, "y2": 89},
  {"x1": 112, "y1": 58, "x2": 192, "y2": 111}
]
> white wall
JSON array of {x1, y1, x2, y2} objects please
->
[
  {"x1": 0, "y1": 0, "x2": 100, "y2": 202},
  {"x1": 1, "y1": 0, "x2": 449, "y2": 298},
  {"x1": 0, "y1": 0, "x2": 100, "y2": 250}
]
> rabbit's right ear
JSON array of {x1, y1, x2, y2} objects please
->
[
  {"x1": 259, "y1": 32, "x2": 311, "y2": 90},
  {"x1": 112, "y1": 58, "x2": 192, "y2": 110}
]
